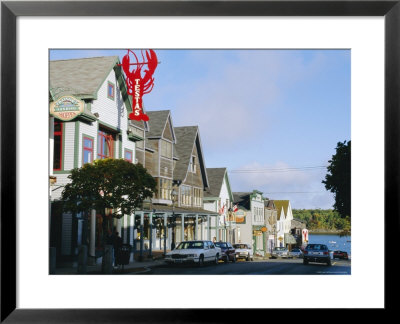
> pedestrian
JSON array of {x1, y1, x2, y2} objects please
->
[{"x1": 113, "y1": 231, "x2": 123, "y2": 268}]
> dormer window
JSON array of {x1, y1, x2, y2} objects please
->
[{"x1": 107, "y1": 81, "x2": 115, "y2": 100}]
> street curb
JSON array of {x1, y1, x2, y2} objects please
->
[{"x1": 54, "y1": 261, "x2": 168, "y2": 275}]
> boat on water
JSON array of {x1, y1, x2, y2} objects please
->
[
  {"x1": 329, "y1": 241, "x2": 336, "y2": 244},
  {"x1": 347, "y1": 240, "x2": 351, "y2": 243}
]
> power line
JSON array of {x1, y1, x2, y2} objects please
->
[
  {"x1": 229, "y1": 165, "x2": 328, "y2": 173},
  {"x1": 263, "y1": 191, "x2": 327, "y2": 194}
]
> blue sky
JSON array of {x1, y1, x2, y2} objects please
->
[{"x1": 50, "y1": 49, "x2": 351, "y2": 209}]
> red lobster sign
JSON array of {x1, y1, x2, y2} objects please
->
[{"x1": 119, "y1": 49, "x2": 158, "y2": 121}]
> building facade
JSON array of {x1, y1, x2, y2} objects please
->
[
  {"x1": 274, "y1": 200, "x2": 297, "y2": 249},
  {"x1": 203, "y1": 168, "x2": 236, "y2": 243},
  {"x1": 49, "y1": 56, "x2": 139, "y2": 259},
  {"x1": 264, "y1": 199, "x2": 278, "y2": 255},
  {"x1": 233, "y1": 191, "x2": 268, "y2": 256},
  {"x1": 49, "y1": 56, "x2": 219, "y2": 263}
]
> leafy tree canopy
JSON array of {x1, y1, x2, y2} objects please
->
[
  {"x1": 61, "y1": 158, "x2": 156, "y2": 218},
  {"x1": 293, "y1": 209, "x2": 351, "y2": 236},
  {"x1": 322, "y1": 140, "x2": 351, "y2": 218}
]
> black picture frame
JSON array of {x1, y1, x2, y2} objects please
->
[{"x1": 1, "y1": 0, "x2": 397, "y2": 322}]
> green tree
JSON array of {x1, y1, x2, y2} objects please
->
[
  {"x1": 323, "y1": 140, "x2": 351, "y2": 218},
  {"x1": 61, "y1": 158, "x2": 156, "y2": 246}
]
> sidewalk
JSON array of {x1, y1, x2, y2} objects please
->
[{"x1": 54, "y1": 258, "x2": 166, "y2": 275}]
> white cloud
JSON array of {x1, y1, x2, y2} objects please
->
[
  {"x1": 171, "y1": 50, "x2": 330, "y2": 150},
  {"x1": 229, "y1": 161, "x2": 334, "y2": 209}
]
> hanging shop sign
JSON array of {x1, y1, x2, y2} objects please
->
[
  {"x1": 302, "y1": 229, "x2": 309, "y2": 242},
  {"x1": 261, "y1": 227, "x2": 267, "y2": 232},
  {"x1": 253, "y1": 230, "x2": 263, "y2": 237},
  {"x1": 50, "y1": 96, "x2": 84, "y2": 121},
  {"x1": 119, "y1": 49, "x2": 158, "y2": 122},
  {"x1": 227, "y1": 211, "x2": 235, "y2": 222},
  {"x1": 235, "y1": 210, "x2": 246, "y2": 224}
]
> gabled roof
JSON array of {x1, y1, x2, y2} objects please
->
[
  {"x1": 204, "y1": 168, "x2": 227, "y2": 198},
  {"x1": 50, "y1": 56, "x2": 119, "y2": 100},
  {"x1": 129, "y1": 119, "x2": 147, "y2": 131},
  {"x1": 174, "y1": 126, "x2": 208, "y2": 188},
  {"x1": 264, "y1": 199, "x2": 276, "y2": 209},
  {"x1": 146, "y1": 110, "x2": 173, "y2": 139},
  {"x1": 273, "y1": 200, "x2": 290, "y2": 220},
  {"x1": 232, "y1": 192, "x2": 251, "y2": 210}
]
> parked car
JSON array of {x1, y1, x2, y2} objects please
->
[
  {"x1": 289, "y1": 248, "x2": 303, "y2": 258},
  {"x1": 215, "y1": 242, "x2": 236, "y2": 263},
  {"x1": 233, "y1": 243, "x2": 254, "y2": 261},
  {"x1": 271, "y1": 247, "x2": 290, "y2": 258},
  {"x1": 333, "y1": 250, "x2": 349, "y2": 260},
  {"x1": 164, "y1": 240, "x2": 221, "y2": 266},
  {"x1": 303, "y1": 244, "x2": 331, "y2": 266}
]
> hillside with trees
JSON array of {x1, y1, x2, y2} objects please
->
[{"x1": 292, "y1": 209, "x2": 351, "y2": 235}]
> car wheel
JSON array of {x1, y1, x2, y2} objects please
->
[
  {"x1": 232, "y1": 255, "x2": 236, "y2": 263},
  {"x1": 224, "y1": 255, "x2": 229, "y2": 263},
  {"x1": 327, "y1": 259, "x2": 331, "y2": 266},
  {"x1": 198, "y1": 255, "x2": 204, "y2": 267},
  {"x1": 303, "y1": 259, "x2": 308, "y2": 265},
  {"x1": 246, "y1": 254, "x2": 250, "y2": 261},
  {"x1": 215, "y1": 254, "x2": 219, "y2": 265}
]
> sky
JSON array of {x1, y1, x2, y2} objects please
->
[{"x1": 50, "y1": 49, "x2": 351, "y2": 209}]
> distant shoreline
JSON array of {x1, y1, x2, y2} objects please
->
[{"x1": 309, "y1": 229, "x2": 350, "y2": 235}]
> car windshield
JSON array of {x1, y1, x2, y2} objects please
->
[
  {"x1": 215, "y1": 243, "x2": 228, "y2": 248},
  {"x1": 176, "y1": 242, "x2": 204, "y2": 249},
  {"x1": 233, "y1": 244, "x2": 248, "y2": 249},
  {"x1": 274, "y1": 247, "x2": 286, "y2": 251},
  {"x1": 306, "y1": 244, "x2": 328, "y2": 250},
  {"x1": 292, "y1": 249, "x2": 300, "y2": 252}
]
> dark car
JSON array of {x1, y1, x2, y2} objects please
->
[
  {"x1": 303, "y1": 244, "x2": 331, "y2": 266},
  {"x1": 333, "y1": 250, "x2": 349, "y2": 260},
  {"x1": 215, "y1": 242, "x2": 236, "y2": 263}
]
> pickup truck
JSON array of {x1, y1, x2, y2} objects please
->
[{"x1": 164, "y1": 240, "x2": 221, "y2": 266}]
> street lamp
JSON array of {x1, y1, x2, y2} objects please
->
[{"x1": 170, "y1": 187, "x2": 178, "y2": 250}]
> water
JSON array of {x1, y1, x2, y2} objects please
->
[{"x1": 308, "y1": 233, "x2": 351, "y2": 256}]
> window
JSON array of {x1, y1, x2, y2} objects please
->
[
  {"x1": 161, "y1": 140, "x2": 172, "y2": 158},
  {"x1": 180, "y1": 185, "x2": 192, "y2": 206},
  {"x1": 107, "y1": 82, "x2": 115, "y2": 100},
  {"x1": 193, "y1": 188, "x2": 202, "y2": 207},
  {"x1": 160, "y1": 178, "x2": 172, "y2": 200},
  {"x1": 53, "y1": 121, "x2": 63, "y2": 170},
  {"x1": 97, "y1": 130, "x2": 114, "y2": 159},
  {"x1": 82, "y1": 136, "x2": 94, "y2": 165},
  {"x1": 188, "y1": 155, "x2": 196, "y2": 173},
  {"x1": 124, "y1": 149, "x2": 133, "y2": 163}
]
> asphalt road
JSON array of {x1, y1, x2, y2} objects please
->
[{"x1": 145, "y1": 257, "x2": 351, "y2": 275}]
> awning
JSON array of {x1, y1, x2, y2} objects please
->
[
  {"x1": 140, "y1": 204, "x2": 219, "y2": 216},
  {"x1": 284, "y1": 233, "x2": 297, "y2": 244}
]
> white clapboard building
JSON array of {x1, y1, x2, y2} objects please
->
[{"x1": 49, "y1": 56, "x2": 145, "y2": 260}]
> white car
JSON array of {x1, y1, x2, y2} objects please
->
[
  {"x1": 271, "y1": 247, "x2": 290, "y2": 258},
  {"x1": 289, "y1": 248, "x2": 303, "y2": 258},
  {"x1": 233, "y1": 243, "x2": 254, "y2": 261},
  {"x1": 164, "y1": 240, "x2": 221, "y2": 266}
]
